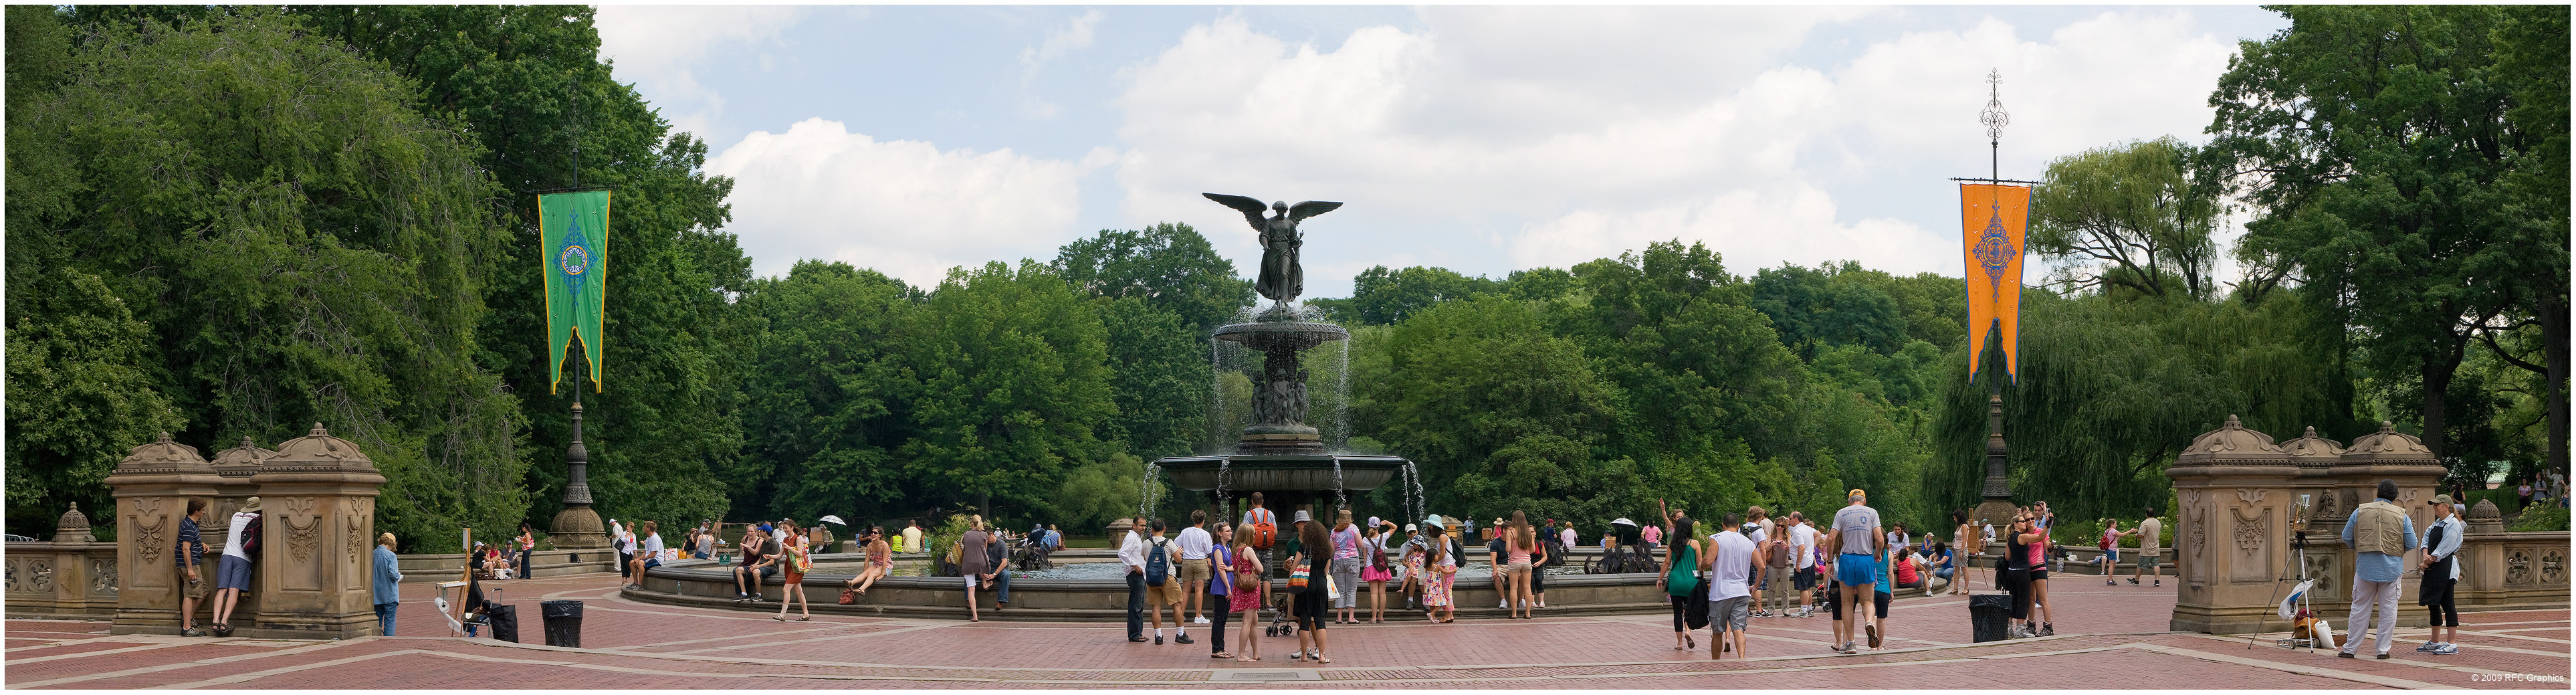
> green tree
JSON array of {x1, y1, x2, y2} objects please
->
[
  {"x1": 1322, "y1": 266, "x2": 1505, "y2": 325},
  {"x1": 2486, "y1": 5, "x2": 2571, "y2": 479},
  {"x1": 300, "y1": 5, "x2": 755, "y2": 530},
  {"x1": 2207, "y1": 5, "x2": 2536, "y2": 464},
  {"x1": 1052, "y1": 223, "x2": 1254, "y2": 336},
  {"x1": 1749, "y1": 262, "x2": 1910, "y2": 359},
  {"x1": 735, "y1": 261, "x2": 917, "y2": 522},
  {"x1": 5, "y1": 269, "x2": 187, "y2": 534},
  {"x1": 1360, "y1": 296, "x2": 1628, "y2": 522},
  {"x1": 1094, "y1": 296, "x2": 1211, "y2": 460},
  {"x1": 6, "y1": 9, "x2": 528, "y2": 543},
  {"x1": 2028, "y1": 136, "x2": 2221, "y2": 299},
  {"x1": 901, "y1": 261, "x2": 1118, "y2": 516}
]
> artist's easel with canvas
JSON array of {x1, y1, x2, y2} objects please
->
[{"x1": 435, "y1": 528, "x2": 495, "y2": 636}]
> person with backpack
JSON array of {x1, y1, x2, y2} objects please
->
[
  {"x1": 1142, "y1": 518, "x2": 1188, "y2": 644},
  {"x1": 1656, "y1": 514, "x2": 1705, "y2": 652},
  {"x1": 1119, "y1": 516, "x2": 1150, "y2": 642},
  {"x1": 1362, "y1": 521, "x2": 1394, "y2": 623},
  {"x1": 209, "y1": 496, "x2": 264, "y2": 636}
]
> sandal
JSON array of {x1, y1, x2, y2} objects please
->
[
  {"x1": 1211, "y1": 652, "x2": 1232, "y2": 659},
  {"x1": 798, "y1": 616, "x2": 811, "y2": 621},
  {"x1": 1317, "y1": 656, "x2": 1331, "y2": 664},
  {"x1": 772, "y1": 615, "x2": 786, "y2": 621}
]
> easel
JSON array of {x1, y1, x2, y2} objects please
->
[
  {"x1": 2252, "y1": 530, "x2": 2322, "y2": 652},
  {"x1": 436, "y1": 528, "x2": 495, "y2": 636}
]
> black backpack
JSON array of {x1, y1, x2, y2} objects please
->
[
  {"x1": 239, "y1": 514, "x2": 264, "y2": 556},
  {"x1": 1144, "y1": 537, "x2": 1172, "y2": 587}
]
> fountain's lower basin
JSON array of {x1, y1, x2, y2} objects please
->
[
  {"x1": 1152, "y1": 454, "x2": 1407, "y2": 492},
  {"x1": 627, "y1": 552, "x2": 1677, "y2": 621}
]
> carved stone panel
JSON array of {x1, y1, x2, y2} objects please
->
[
  {"x1": 94, "y1": 558, "x2": 118, "y2": 596},
  {"x1": 2229, "y1": 506, "x2": 2274, "y2": 583},
  {"x1": 2545, "y1": 550, "x2": 2567, "y2": 585},
  {"x1": 2187, "y1": 504, "x2": 2210, "y2": 587},
  {"x1": 277, "y1": 497, "x2": 324, "y2": 592},
  {"x1": 2506, "y1": 549, "x2": 2533, "y2": 585},
  {"x1": 2304, "y1": 553, "x2": 2337, "y2": 597}
]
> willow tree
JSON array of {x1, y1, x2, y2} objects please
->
[{"x1": 4, "y1": 9, "x2": 526, "y2": 542}]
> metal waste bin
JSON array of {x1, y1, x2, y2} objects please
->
[
  {"x1": 1969, "y1": 593, "x2": 2013, "y2": 642},
  {"x1": 540, "y1": 599, "x2": 584, "y2": 648},
  {"x1": 486, "y1": 603, "x2": 520, "y2": 643}
]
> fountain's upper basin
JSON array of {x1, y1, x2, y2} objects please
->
[
  {"x1": 1212, "y1": 320, "x2": 1348, "y2": 352},
  {"x1": 1153, "y1": 454, "x2": 1406, "y2": 492}
]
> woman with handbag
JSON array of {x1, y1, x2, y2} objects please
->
[
  {"x1": 1228, "y1": 522, "x2": 1267, "y2": 662},
  {"x1": 774, "y1": 520, "x2": 813, "y2": 621},
  {"x1": 1287, "y1": 511, "x2": 1333, "y2": 664},
  {"x1": 1656, "y1": 514, "x2": 1705, "y2": 651}
]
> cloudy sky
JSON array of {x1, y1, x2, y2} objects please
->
[{"x1": 595, "y1": 5, "x2": 2288, "y2": 298}]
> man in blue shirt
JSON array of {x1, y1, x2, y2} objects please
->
[{"x1": 2339, "y1": 479, "x2": 2418, "y2": 660}]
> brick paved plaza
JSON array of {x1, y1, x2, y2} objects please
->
[{"x1": 8, "y1": 571, "x2": 2566, "y2": 689}]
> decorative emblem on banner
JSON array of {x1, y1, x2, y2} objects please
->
[{"x1": 1971, "y1": 204, "x2": 2016, "y2": 290}]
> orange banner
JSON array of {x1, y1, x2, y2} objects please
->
[{"x1": 1960, "y1": 183, "x2": 2030, "y2": 384}]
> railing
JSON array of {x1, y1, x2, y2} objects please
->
[{"x1": 5, "y1": 541, "x2": 121, "y2": 619}]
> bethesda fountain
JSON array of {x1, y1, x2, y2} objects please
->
[{"x1": 1154, "y1": 194, "x2": 1414, "y2": 519}]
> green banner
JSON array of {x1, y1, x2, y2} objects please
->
[{"x1": 540, "y1": 191, "x2": 609, "y2": 393}]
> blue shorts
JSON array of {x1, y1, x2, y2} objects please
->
[
  {"x1": 216, "y1": 555, "x2": 254, "y2": 590},
  {"x1": 1835, "y1": 554, "x2": 1878, "y2": 587}
]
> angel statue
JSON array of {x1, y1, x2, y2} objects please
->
[{"x1": 1204, "y1": 193, "x2": 1343, "y2": 309}]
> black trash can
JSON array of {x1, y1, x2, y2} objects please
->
[
  {"x1": 486, "y1": 603, "x2": 520, "y2": 643},
  {"x1": 540, "y1": 599, "x2": 584, "y2": 648},
  {"x1": 1968, "y1": 593, "x2": 2013, "y2": 642}
]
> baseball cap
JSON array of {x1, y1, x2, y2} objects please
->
[
  {"x1": 2430, "y1": 494, "x2": 2454, "y2": 506},
  {"x1": 1848, "y1": 488, "x2": 1866, "y2": 502}
]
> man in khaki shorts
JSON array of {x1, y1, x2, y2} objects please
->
[
  {"x1": 1176, "y1": 510, "x2": 1216, "y2": 625},
  {"x1": 1143, "y1": 519, "x2": 1191, "y2": 644}
]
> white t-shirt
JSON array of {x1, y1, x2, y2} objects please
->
[
  {"x1": 1833, "y1": 504, "x2": 1882, "y2": 557},
  {"x1": 1886, "y1": 530, "x2": 1911, "y2": 553},
  {"x1": 1175, "y1": 526, "x2": 1213, "y2": 561},
  {"x1": 639, "y1": 533, "x2": 664, "y2": 558},
  {"x1": 1707, "y1": 530, "x2": 1757, "y2": 601},
  {"x1": 1559, "y1": 527, "x2": 1576, "y2": 547},
  {"x1": 1790, "y1": 522, "x2": 1818, "y2": 569},
  {"x1": 222, "y1": 511, "x2": 259, "y2": 561}
]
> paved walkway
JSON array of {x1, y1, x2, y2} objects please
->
[{"x1": 8, "y1": 573, "x2": 2566, "y2": 688}]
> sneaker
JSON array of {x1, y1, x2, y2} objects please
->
[
  {"x1": 2336, "y1": 651, "x2": 2355, "y2": 658},
  {"x1": 2009, "y1": 624, "x2": 2035, "y2": 639},
  {"x1": 1837, "y1": 641, "x2": 1859, "y2": 655},
  {"x1": 2432, "y1": 643, "x2": 2458, "y2": 656},
  {"x1": 1500, "y1": 600, "x2": 1510, "y2": 609},
  {"x1": 1176, "y1": 633, "x2": 1195, "y2": 645},
  {"x1": 1194, "y1": 617, "x2": 1210, "y2": 625},
  {"x1": 2105, "y1": 579, "x2": 2117, "y2": 585},
  {"x1": 2125, "y1": 578, "x2": 2140, "y2": 586},
  {"x1": 2375, "y1": 652, "x2": 2391, "y2": 660},
  {"x1": 1154, "y1": 635, "x2": 1165, "y2": 645},
  {"x1": 2038, "y1": 623, "x2": 2054, "y2": 637},
  {"x1": 179, "y1": 628, "x2": 207, "y2": 637},
  {"x1": 2152, "y1": 580, "x2": 2161, "y2": 587},
  {"x1": 1751, "y1": 609, "x2": 1774, "y2": 618},
  {"x1": 2416, "y1": 640, "x2": 2442, "y2": 652}
]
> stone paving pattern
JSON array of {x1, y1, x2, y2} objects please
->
[{"x1": 7, "y1": 571, "x2": 2565, "y2": 688}]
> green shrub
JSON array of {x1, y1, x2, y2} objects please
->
[{"x1": 2509, "y1": 504, "x2": 2568, "y2": 532}]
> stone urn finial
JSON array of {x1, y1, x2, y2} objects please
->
[
  {"x1": 53, "y1": 502, "x2": 96, "y2": 542},
  {"x1": 2173, "y1": 414, "x2": 2286, "y2": 468},
  {"x1": 112, "y1": 431, "x2": 210, "y2": 474}
]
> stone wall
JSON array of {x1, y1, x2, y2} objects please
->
[
  {"x1": 2167, "y1": 417, "x2": 2570, "y2": 633},
  {"x1": 100, "y1": 427, "x2": 385, "y2": 639}
]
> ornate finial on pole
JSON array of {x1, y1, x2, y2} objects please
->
[{"x1": 1980, "y1": 69, "x2": 2010, "y2": 181}]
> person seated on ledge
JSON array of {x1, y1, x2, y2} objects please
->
[
  {"x1": 624, "y1": 521, "x2": 664, "y2": 590},
  {"x1": 846, "y1": 526, "x2": 892, "y2": 595}
]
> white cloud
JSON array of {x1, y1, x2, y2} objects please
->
[
  {"x1": 595, "y1": 5, "x2": 806, "y2": 137},
  {"x1": 1108, "y1": 9, "x2": 2252, "y2": 285},
  {"x1": 1018, "y1": 10, "x2": 1107, "y2": 120},
  {"x1": 704, "y1": 118, "x2": 1095, "y2": 287}
]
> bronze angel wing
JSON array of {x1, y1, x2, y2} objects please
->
[
  {"x1": 1203, "y1": 193, "x2": 1271, "y2": 228},
  {"x1": 1287, "y1": 201, "x2": 1343, "y2": 221}
]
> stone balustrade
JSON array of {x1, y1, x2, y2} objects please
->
[{"x1": 2167, "y1": 417, "x2": 2570, "y2": 633}]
